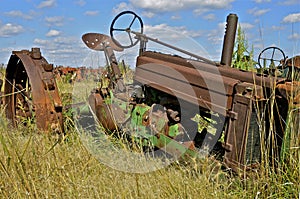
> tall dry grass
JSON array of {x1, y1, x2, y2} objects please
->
[{"x1": 0, "y1": 68, "x2": 299, "y2": 198}]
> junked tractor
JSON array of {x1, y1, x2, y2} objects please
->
[
  {"x1": 80, "y1": 11, "x2": 300, "y2": 172},
  {"x1": 1, "y1": 11, "x2": 299, "y2": 173}
]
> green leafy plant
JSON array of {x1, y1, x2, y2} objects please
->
[{"x1": 232, "y1": 25, "x2": 256, "y2": 71}]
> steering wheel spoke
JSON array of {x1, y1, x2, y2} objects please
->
[
  {"x1": 112, "y1": 28, "x2": 127, "y2": 32},
  {"x1": 127, "y1": 32, "x2": 134, "y2": 46},
  {"x1": 129, "y1": 16, "x2": 137, "y2": 28}
]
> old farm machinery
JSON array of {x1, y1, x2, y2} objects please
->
[
  {"x1": 1, "y1": 11, "x2": 299, "y2": 172},
  {"x1": 81, "y1": 11, "x2": 299, "y2": 172},
  {"x1": 1, "y1": 48, "x2": 63, "y2": 132}
]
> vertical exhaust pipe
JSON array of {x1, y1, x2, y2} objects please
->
[{"x1": 220, "y1": 13, "x2": 238, "y2": 66}]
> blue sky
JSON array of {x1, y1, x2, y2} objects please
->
[{"x1": 0, "y1": 0, "x2": 299, "y2": 67}]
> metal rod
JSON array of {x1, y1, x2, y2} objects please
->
[{"x1": 132, "y1": 31, "x2": 216, "y2": 65}]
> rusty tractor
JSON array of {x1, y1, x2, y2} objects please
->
[
  {"x1": 1, "y1": 11, "x2": 299, "y2": 173},
  {"x1": 81, "y1": 11, "x2": 300, "y2": 172}
]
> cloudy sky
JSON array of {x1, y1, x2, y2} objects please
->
[{"x1": 0, "y1": 0, "x2": 299, "y2": 67}]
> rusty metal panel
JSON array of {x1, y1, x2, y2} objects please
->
[
  {"x1": 286, "y1": 55, "x2": 300, "y2": 68},
  {"x1": 223, "y1": 94, "x2": 262, "y2": 172},
  {"x1": 88, "y1": 92, "x2": 118, "y2": 131},
  {"x1": 137, "y1": 55, "x2": 238, "y2": 95},
  {"x1": 277, "y1": 81, "x2": 300, "y2": 104},
  {"x1": 141, "y1": 51, "x2": 278, "y2": 89},
  {"x1": 140, "y1": 51, "x2": 195, "y2": 68},
  {"x1": 135, "y1": 54, "x2": 239, "y2": 115},
  {"x1": 135, "y1": 65, "x2": 229, "y2": 114},
  {"x1": 188, "y1": 60, "x2": 278, "y2": 89}
]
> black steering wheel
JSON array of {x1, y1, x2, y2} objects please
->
[
  {"x1": 110, "y1": 11, "x2": 143, "y2": 49},
  {"x1": 258, "y1": 47, "x2": 287, "y2": 72}
]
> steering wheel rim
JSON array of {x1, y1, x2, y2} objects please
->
[
  {"x1": 110, "y1": 11, "x2": 143, "y2": 49},
  {"x1": 258, "y1": 46, "x2": 286, "y2": 70}
]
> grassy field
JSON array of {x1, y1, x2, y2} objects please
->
[
  {"x1": 0, "y1": 113, "x2": 299, "y2": 198},
  {"x1": 0, "y1": 73, "x2": 299, "y2": 198}
]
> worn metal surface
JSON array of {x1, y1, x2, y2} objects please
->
[
  {"x1": 88, "y1": 91, "x2": 118, "y2": 131},
  {"x1": 223, "y1": 83, "x2": 264, "y2": 172},
  {"x1": 135, "y1": 53, "x2": 239, "y2": 115},
  {"x1": 135, "y1": 50, "x2": 297, "y2": 172},
  {"x1": 4, "y1": 48, "x2": 63, "y2": 132},
  {"x1": 277, "y1": 81, "x2": 300, "y2": 104},
  {"x1": 140, "y1": 51, "x2": 279, "y2": 89},
  {"x1": 82, "y1": 33, "x2": 123, "y2": 52},
  {"x1": 286, "y1": 55, "x2": 300, "y2": 68},
  {"x1": 82, "y1": 32, "x2": 125, "y2": 91}
]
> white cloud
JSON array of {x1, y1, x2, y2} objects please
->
[
  {"x1": 288, "y1": 33, "x2": 300, "y2": 40},
  {"x1": 248, "y1": 7, "x2": 270, "y2": 17},
  {"x1": 193, "y1": 8, "x2": 210, "y2": 16},
  {"x1": 110, "y1": 23, "x2": 205, "y2": 61},
  {"x1": 171, "y1": 15, "x2": 182, "y2": 20},
  {"x1": 45, "y1": 16, "x2": 64, "y2": 26},
  {"x1": 113, "y1": 2, "x2": 133, "y2": 14},
  {"x1": 207, "y1": 29, "x2": 223, "y2": 44},
  {"x1": 130, "y1": 0, "x2": 183, "y2": 12},
  {"x1": 280, "y1": 0, "x2": 299, "y2": 5},
  {"x1": 34, "y1": 38, "x2": 51, "y2": 45},
  {"x1": 253, "y1": 0, "x2": 271, "y2": 3},
  {"x1": 75, "y1": 0, "x2": 86, "y2": 6},
  {"x1": 0, "y1": 47, "x2": 17, "y2": 64},
  {"x1": 142, "y1": 11, "x2": 155, "y2": 18},
  {"x1": 203, "y1": 13, "x2": 216, "y2": 21},
  {"x1": 117, "y1": 24, "x2": 209, "y2": 60},
  {"x1": 145, "y1": 24, "x2": 203, "y2": 39},
  {"x1": 4, "y1": 10, "x2": 37, "y2": 20},
  {"x1": 0, "y1": 23, "x2": 25, "y2": 37},
  {"x1": 37, "y1": 0, "x2": 56, "y2": 9},
  {"x1": 84, "y1": 11, "x2": 99, "y2": 16},
  {"x1": 282, "y1": 13, "x2": 300, "y2": 23},
  {"x1": 240, "y1": 22, "x2": 255, "y2": 30},
  {"x1": 33, "y1": 36, "x2": 86, "y2": 66},
  {"x1": 46, "y1": 29, "x2": 61, "y2": 37},
  {"x1": 0, "y1": 47, "x2": 14, "y2": 53},
  {"x1": 129, "y1": 0, "x2": 234, "y2": 13},
  {"x1": 271, "y1": 25, "x2": 284, "y2": 31}
]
